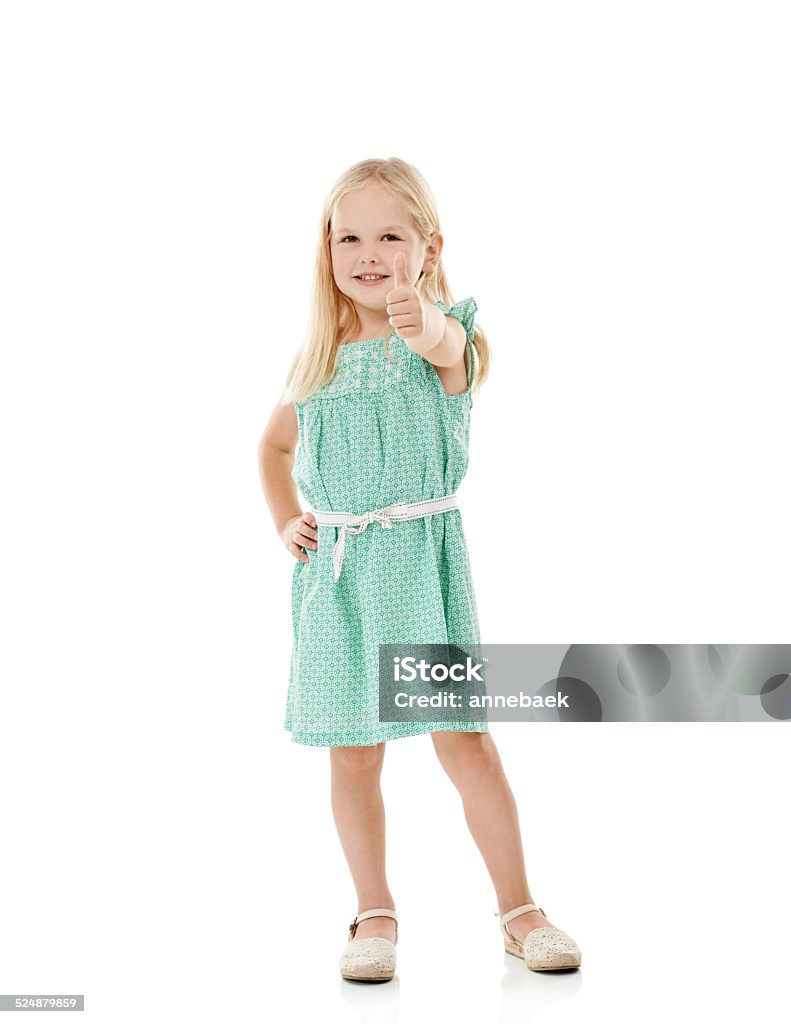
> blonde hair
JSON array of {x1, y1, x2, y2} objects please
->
[{"x1": 281, "y1": 157, "x2": 491, "y2": 406}]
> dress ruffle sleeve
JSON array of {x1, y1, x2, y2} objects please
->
[{"x1": 434, "y1": 296, "x2": 478, "y2": 389}]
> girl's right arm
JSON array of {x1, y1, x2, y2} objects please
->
[{"x1": 257, "y1": 395, "x2": 317, "y2": 563}]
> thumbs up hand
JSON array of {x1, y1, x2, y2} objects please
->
[{"x1": 385, "y1": 251, "x2": 440, "y2": 347}]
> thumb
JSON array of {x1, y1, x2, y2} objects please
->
[{"x1": 393, "y1": 251, "x2": 409, "y2": 289}]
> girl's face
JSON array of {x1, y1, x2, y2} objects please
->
[{"x1": 329, "y1": 183, "x2": 440, "y2": 317}]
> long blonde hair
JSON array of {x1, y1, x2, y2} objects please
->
[{"x1": 281, "y1": 157, "x2": 491, "y2": 406}]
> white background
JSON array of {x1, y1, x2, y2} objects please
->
[{"x1": 1, "y1": 1, "x2": 789, "y2": 1022}]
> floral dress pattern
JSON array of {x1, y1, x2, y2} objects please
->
[{"x1": 286, "y1": 298, "x2": 489, "y2": 746}]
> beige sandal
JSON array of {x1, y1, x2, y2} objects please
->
[
  {"x1": 499, "y1": 903, "x2": 582, "y2": 971},
  {"x1": 338, "y1": 908, "x2": 398, "y2": 982}
]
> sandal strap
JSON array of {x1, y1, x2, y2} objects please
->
[
  {"x1": 498, "y1": 903, "x2": 546, "y2": 939},
  {"x1": 349, "y1": 907, "x2": 398, "y2": 940}
]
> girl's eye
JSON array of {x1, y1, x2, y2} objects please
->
[{"x1": 339, "y1": 234, "x2": 401, "y2": 243}]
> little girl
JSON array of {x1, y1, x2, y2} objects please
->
[{"x1": 258, "y1": 157, "x2": 581, "y2": 981}]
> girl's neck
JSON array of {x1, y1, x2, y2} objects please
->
[{"x1": 348, "y1": 316, "x2": 391, "y2": 344}]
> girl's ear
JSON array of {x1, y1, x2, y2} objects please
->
[{"x1": 420, "y1": 233, "x2": 443, "y2": 278}]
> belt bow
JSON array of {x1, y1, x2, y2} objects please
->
[{"x1": 331, "y1": 505, "x2": 403, "y2": 581}]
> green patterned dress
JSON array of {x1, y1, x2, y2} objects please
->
[{"x1": 286, "y1": 298, "x2": 489, "y2": 746}]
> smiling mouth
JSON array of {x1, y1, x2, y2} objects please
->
[{"x1": 354, "y1": 274, "x2": 389, "y2": 281}]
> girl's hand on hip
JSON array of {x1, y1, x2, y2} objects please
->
[{"x1": 282, "y1": 512, "x2": 318, "y2": 563}]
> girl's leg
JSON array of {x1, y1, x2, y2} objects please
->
[
  {"x1": 430, "y1": 730, "x2": 555, "y2": 944},
  {"x1": 329, "y1": 742, "x2": 397, "y2": 942}
]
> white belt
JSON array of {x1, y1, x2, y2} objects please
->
[{"x1": 311, "y1": 493, "x2": 459, "y2": 582}]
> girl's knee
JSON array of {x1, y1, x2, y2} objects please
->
[
  {"x1": 330, "y1": 741, "x2": 385, "y2": 772},
  {"x1": 431, "y1": 730, "x2": 498, "y2": 774}
]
